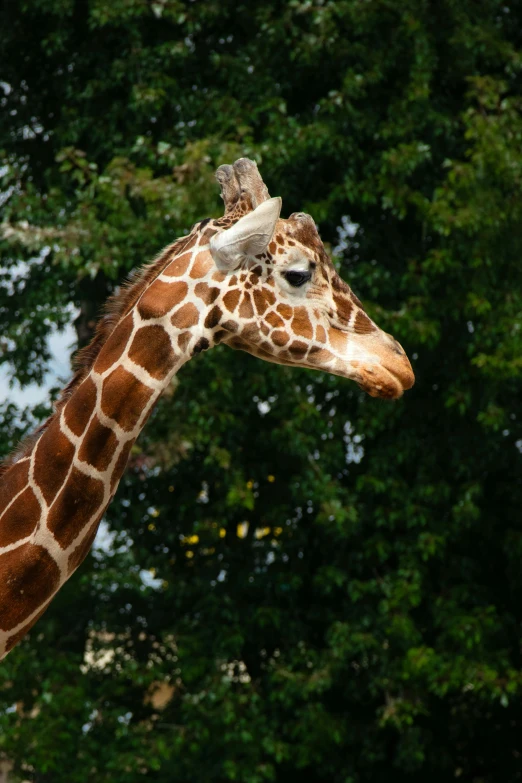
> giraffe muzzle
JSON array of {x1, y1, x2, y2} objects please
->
[{"x1": 357, "y1": 337, "x2": 415, "y2": 399}]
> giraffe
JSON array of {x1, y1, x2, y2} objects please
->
[{"x1": 0, "y1": 158, "x2": 414, "y2": 660}]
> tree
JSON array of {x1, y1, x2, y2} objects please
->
[{"x1": 1, "y1": 1, "x2": 522, "y2": 781}]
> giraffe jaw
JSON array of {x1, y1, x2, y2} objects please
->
[
  {"x1": 226, "y1": 336, "x2": 414, "y2": 400},
  {"x1": 354, "y1": 363, "x2": 413, "y2": 399},
  {"x1": 315, "y1": 352, "x2": 414, "y2": 399}
]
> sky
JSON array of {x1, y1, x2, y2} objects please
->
[{"x1": 0, "y1": 322, "x2": 76, "y2": 406}]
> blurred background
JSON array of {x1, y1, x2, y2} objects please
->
[{"x1": 0, "y1": 2, "x2": 521, "y2": 781}]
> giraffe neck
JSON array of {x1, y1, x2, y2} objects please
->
[{"x1": 0, "y1": 231, "x2": 215, "y2": 659}]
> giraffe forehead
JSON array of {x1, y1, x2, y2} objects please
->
[
  {"x1": 284, "y1": 215, "x2": 323, "y2": 250},
  {"x1": 262, "y1": 215, "x2": 326, "y2": 264}
]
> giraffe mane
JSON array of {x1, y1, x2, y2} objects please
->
[{"x1": 0, "y1": 231, "x2": 196, "y2": 475}]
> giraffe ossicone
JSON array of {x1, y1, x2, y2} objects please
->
[{"x1": 0, "y1": 157, "x2": 414, "y2": 660}]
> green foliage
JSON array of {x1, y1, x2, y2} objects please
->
[{"x1": 1, "y1": 1, "x2": 522, "y2": 781}]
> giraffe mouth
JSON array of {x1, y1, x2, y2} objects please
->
[
  {"x1": 225, "y1": 334, "x2": 414, "y2": 400},
  {"x1": 357, "y1": 370, "x2": 405, "y2": 399},
  {"x1": 356, "y1": 356, "x2": 415, "y2": 400}
]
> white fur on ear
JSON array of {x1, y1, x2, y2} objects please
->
[{"x1": 210, "y1": 197, "x2": 282, "y2": 270}]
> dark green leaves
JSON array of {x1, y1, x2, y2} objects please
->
[{"x1": 1, "y1": 1, "x2": 522, "y2": 781}]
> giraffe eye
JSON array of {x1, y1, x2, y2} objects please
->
[{"x1": 284, "y1": 270, "x2": 312, "y2": 287}]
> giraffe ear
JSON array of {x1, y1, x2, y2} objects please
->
[{"x1": 210, "y1": 197, "x2": 282, "y2": 270}]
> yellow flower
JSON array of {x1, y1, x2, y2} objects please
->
[
  {"x1": 267, "y1": 475, "x2": 275, "y2": 483},
  {"x1": 237, "y1": 522, "x2": 249, "y2": 539}
]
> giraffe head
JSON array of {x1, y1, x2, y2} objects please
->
[{"x1": 183, "y1": 158, "x2": 413, "y2": 399}]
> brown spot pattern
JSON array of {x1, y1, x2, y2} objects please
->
[
  {"x1": 0, "y1": 543, "x2": 60, "y2": 631},
  {"x1": 111, "y1": 442, "x2": 133, "y2": 491},
  {"x1": 193, "y1": 337, "x2": 210, "y2": 354},
  {"x1": 67, "y1": 513, "x2": 104, "y2": 575},
  {"x1": 189, "y1": 255, "x2": 211, "y2": 279},
  {"x1": 240, "y1": 324, "x2": 258, "y2": 343},
  {"x1": 204, "y1": 306, "x2": 222, "y2": 329},
  {"x1": 64, "y1": 376, "x2": 97, "y2": 437},
  {"x1": 239, "y1": 293, "x2": 254, "y2": 319},
  {"x1": 183, "y1": 235, "x2": 198, "y2": 251},
  {"x1": 288, "y1": 217, "x2": 322, "y2": 252},
  {"x1": 0, "y1": 459, "x2": 29, "y2": 514},
  {"x1": 308, "y1": 347, "x2": 331, "y2": 365},
  {"x1": 316, "y1": 324, "x2": 327, "y2": 343},
  {"x1": 0, "y1": 487, "x2": 40, "y2": 547},
  {"x1": 164, "y1": 252, "x2": 192, "y2": 277},
  {"x1": 138, "y1": 280, "x2": 187, "y2": 319},
  {"x1": 288, "y1": 340, "x2": 308, "y2": 357},
  {"x1": 195, "y1": 283, "x2": 220, "y2": 305},
  {"x1": 33, "y1": 417, "x2": 76, "y2": 506},
  {"x1": 128, "y1": 325, "x2": 175, "y2": 380},
  {"x1": 272, "y1": 330, "x2": 290, "y2": 347},
  {"x1": 101, "y1": 366, "x2": 154, "y2": 431},
  {"x1": 333, "y1": 292, "x2": 353, "y2": 324},
  {"x1": 177, "y1": 332, "x2": 191, "y2": 352},
  {"x1": 354, "y1": 311, "x2": 375, "y2": 334},
  {"x1": 171, "y1": 303, "x2": 199, "y2": 329},
  {"x1": 253, "y1": 290, "x2": 269, "y2": 314},
  {"x1": 266, "y1": 311, "x2": 285, "y2": 329},
  {"x1": 277, "y1": 304, "x2": 292, "y2": 320},
  {"x1": 77, "y1": 417, "x2": 118, "y2": 472},
  {"x1": 291, "y1": 308, "x2": 313, "y2": 339},
  {"x1": 47, "y1": 467, "x2": 104, "y2": 550},
  {"x1": 202, "y1": 226, "x2": 217, "y2": 241},
  {"x1": 93, "y1": 313, "x2": 134, "y2": 374},
  {"x1": 223, "y1": 289, "x2": 241, "y2": 313},
  {"x1": 331, "y1": 273, "x2": 350, "y2": 294}
]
